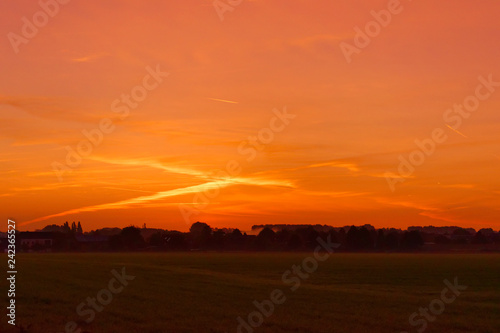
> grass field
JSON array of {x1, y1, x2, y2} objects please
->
[{"x1": 1, "y1": 253, "x2": 499, "y2": 333}]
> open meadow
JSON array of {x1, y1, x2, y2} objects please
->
[{"x1": 1, "y1": 253, "x2": 499, "y2": 333}]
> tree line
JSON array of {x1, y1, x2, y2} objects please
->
[
  {"x1": 64, "y1": 222, "x2": 500, "y2": 252},
  {"x1": 21, "y1": 221, "x2": 499, "y2": 252}
]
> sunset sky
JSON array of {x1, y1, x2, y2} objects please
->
[{"x1": 1, "y1": 0, "x2": 499, "y2": 232}]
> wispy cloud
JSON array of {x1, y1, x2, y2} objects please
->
[
  {"x1": 440, "y1": 184, "x2": 476, "y2": 189},
  {"x1": 20, "y1": 175, "x2": 294, "y2": 226},
  {"x1": 20, "y1": 156, "x2": 296, "y2": 226},
  {"x1": 20, "y1": 181, "x2": 232, "y2": 226},
  {"x1": 375, "y1": 198, "x2": 464, "y2": 224},
  {"x1": 89, "y1": 156, "x2": 294, "y2": 187}
]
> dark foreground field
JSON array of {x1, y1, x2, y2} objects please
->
[{"x1": 1, "y1": 253, "x2": 499, "y2": 333}]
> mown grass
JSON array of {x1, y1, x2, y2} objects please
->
[{"x1": 1, "y1": 253, "x2": 499, "y2": 332}]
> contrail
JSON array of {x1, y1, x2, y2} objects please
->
[
  {"x1": 445, "y1": 124, "x2": 468, "y2": 138},
  {"x1": 208, "y1": 98, "x2": 238, "y2": 104}
]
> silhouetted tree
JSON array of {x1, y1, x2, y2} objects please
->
[
  {"x1": 385, "y1": 232, "x2": 399, "y2": 251},
  {"x1": 149, "y1": 232, "x2": 164, "y2": 246},
  {"x1": 345, "y1": 226, "x2": 359, "y2": 250},
  {"x1": 358, "y1": 227, "x2": 374, "y2": 250},
  {"x1": 41, "y1": 224, "x2": 65, "y2": 233},
  {"x1": 452, "y1": 228, "x2": 471, "y2": 244},
  {"x1": 400, "y1": 230, "x2": 424, "y2": 251},
  {"x1": 299, "y1": 226, "x2": 319, "y2": 250},
  {"x1": 472, "y1": 231, "x2": 489, "y2": 244},
  {"x1": 329, "y1": 229, "x2": 339, "y2": 244},
  {"x1": 120, "y1": 226, "x2": 145, "y2": 250},
  {"x1": 345, "y1": 226, "x2": 373, "y2": 251},
  {"x1": 337, "y1": 228, "x2": 347, "y2": 244},
  {"x1": 492, "y1": 232, "x2": 500, "y2": 244},
  {"x1": 275, "y1": 229, "x2": 291, "y2": 244},
  {"x1": 77, "y1": 221, "x2": 83, "y2": 234},
  {"x1": 434, "y1": 235, "x2": 450, "y2": 244},
  {"x1": 255, "y1": 227, "x2": 275, "y2": 250},
  {"x1": 286, "y1": 233, "x2": 302, "y2": 250},
  {"x1": 212, "y1": 229, "x2": 226, "y2": 250},
  {"x1": 108, "y1": 234, "x2": 123, "y2": 250},
  {"x1": 164, "y1": 231, "x2": 188, "y2": 250},
  {"x1": 453, "y1": 228, "x2": 471, "y2": 236},
  {"x1": 189, "y1": 222, "x2": 212, "y2": 249},
  {"x1": 226, "y1": 229, "x2": 245, "y2": 250},
  {"x1": 376, "y1": 229, "x2": 386, "y2": 251}
]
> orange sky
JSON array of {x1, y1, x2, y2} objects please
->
[{"x1": 1, "y1": 0, "x2": 499, "y2": 232}]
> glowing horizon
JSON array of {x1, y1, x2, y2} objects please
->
[{"x1": 1, "y1": 0, "x2": 500, "y2": 232}]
